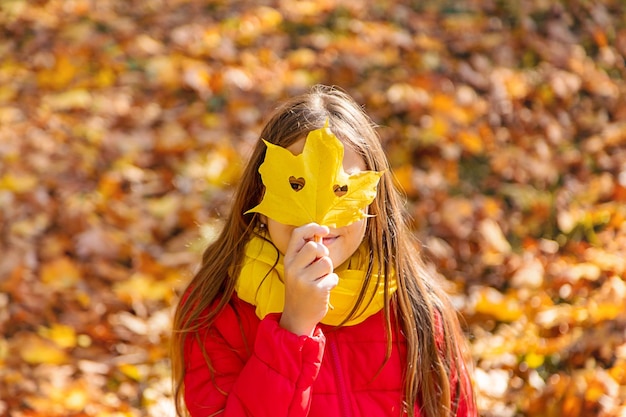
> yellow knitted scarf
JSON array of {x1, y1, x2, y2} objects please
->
[{"x1": 235, "y1": 236, "x2": 396, "y2": 326}]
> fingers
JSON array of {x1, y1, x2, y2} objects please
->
[
  {"x1": 306, "y1": 255, "x2": 333, "y2": 281},
  {"x1": 288, "y1": 240, "x2": 326, "y2": 266},
  {"x1": 318, "y1": 272, "x2": 339, "y2": 291},
  {"x1": 284, "y1": 223, "x2": 331, "y2": 272},
  {"x1": 279, "y1": 223, "x2": 337, "y2": 336},
  {"x1": 285, "y1": 245, "x2": 333, "y2": 286},
  {"x1": 285, "y1": 223, "x2": 329, "y2": 257},
  {"x1": 280, "y1": 271, "x2": 339, "y2": 336}
]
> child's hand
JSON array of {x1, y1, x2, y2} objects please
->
[{"x1": 279, "y1": 223, "x2": 338, "y2": 336}]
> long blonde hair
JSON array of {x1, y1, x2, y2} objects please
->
[{"x1": 171, "y1": 85, "x2": 474, "y2": 417}]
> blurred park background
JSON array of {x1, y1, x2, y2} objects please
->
[{"x1": 1, "y1": 0, "x2": 626, "y2": 416}]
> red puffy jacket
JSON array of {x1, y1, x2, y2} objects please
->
[{"x1": 184, "y1": 295, "x2": 476, "y2": 417}]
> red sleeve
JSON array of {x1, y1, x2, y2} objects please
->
[{"x1": 184, "y1": 304, "x2": 325, "y2": 417}]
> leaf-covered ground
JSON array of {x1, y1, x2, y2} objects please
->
[{"x1": 1, "y1": 0, "x2": 625, "y2": 416}]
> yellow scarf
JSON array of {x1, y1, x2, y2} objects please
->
[{"x1": 235, "y1": 236, "x2": 397, "y2": 326}]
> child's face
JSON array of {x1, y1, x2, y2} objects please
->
[{"x1": 264, "y1": 137, "x2": 368, "y2": 268}]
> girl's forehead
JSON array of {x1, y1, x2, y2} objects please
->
[
  {"x1": 343, "y1": 146, "x2": 366, "y2": 174},
  {"x1": 286, "y1": 137, "x2": 306, "y2": 154},
  {"x1": 285, "y1": 137, "x2": 366, "y2": 174}
]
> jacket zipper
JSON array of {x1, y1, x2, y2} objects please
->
[{"x1": 328, "y1": 334, "x2": 353, "y2": 417}]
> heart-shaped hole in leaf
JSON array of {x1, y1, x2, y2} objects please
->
[
  {"x1": 333, "y1": 184, "x2": 348, "y2": 197},
  {"x1": 289, "y1": 176, "x2": 305, "y2": 191}
]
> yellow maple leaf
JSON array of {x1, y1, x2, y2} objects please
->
[{"x1": 247, "y1": 125, "x2": 383, "y2": 228}]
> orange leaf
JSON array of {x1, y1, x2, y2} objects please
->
[
  {"x1": 36, "y1": 55, "x2": 77, "y2": 90},
  {"x1": 40, "y1": 257, "x2": 81, "y2": 289},
  {"x1": 457, "y1": 130, "x2": 484, "y2": 154},
  {"x1": 474, "y1": 287, "x2": 524, "y2": 322}
]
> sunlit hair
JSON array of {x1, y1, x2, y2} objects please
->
[{"x1": 171, "y1": 85, "x2": 475, "y2": 417}]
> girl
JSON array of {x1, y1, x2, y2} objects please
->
[{"x1": 171, "y1": 85, "x2": 477, "y2": 417}]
